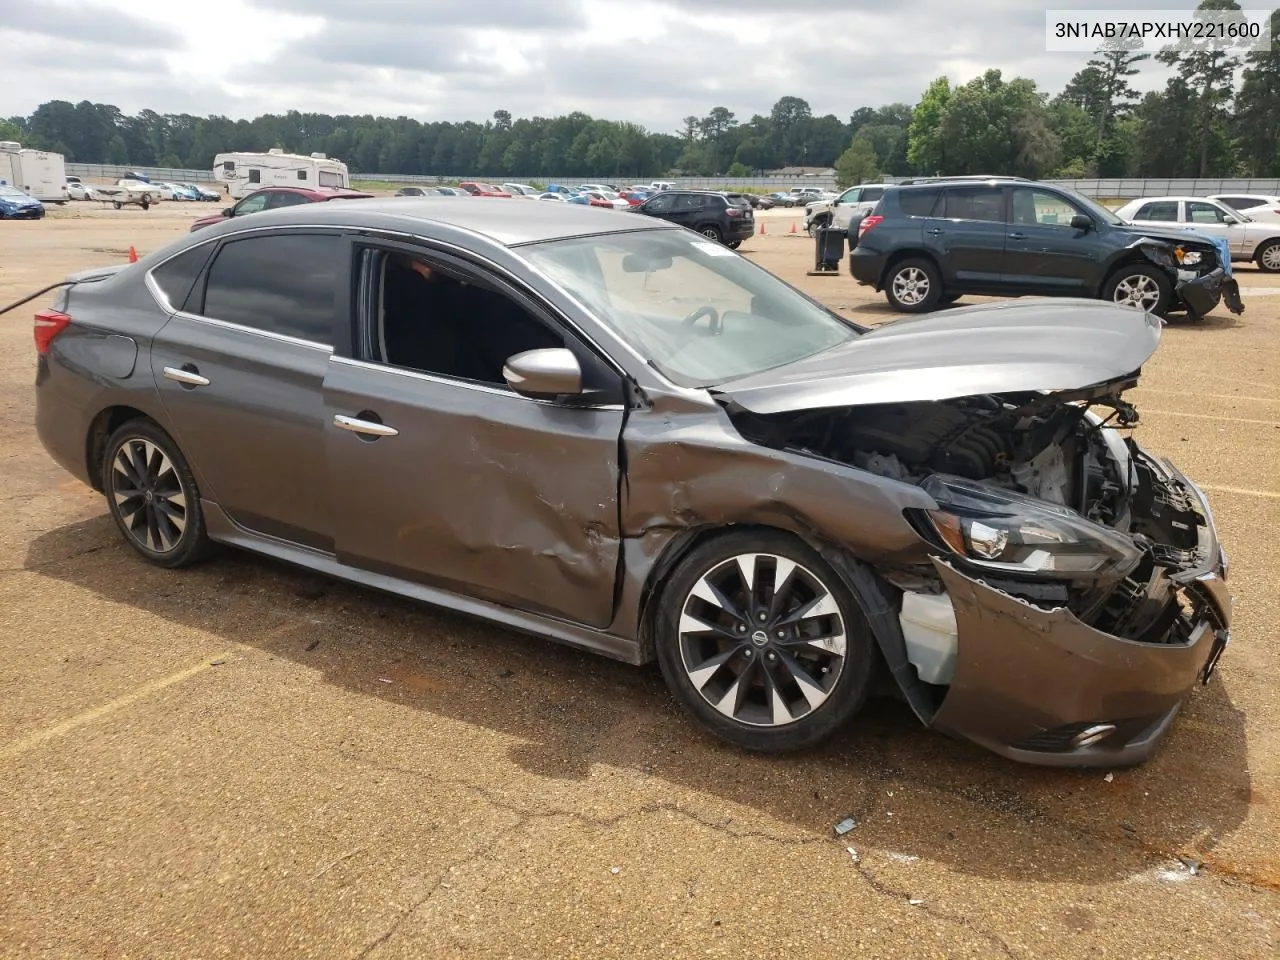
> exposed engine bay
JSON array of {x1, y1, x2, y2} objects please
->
[{"x1": 725, "y1": 383, "x2": 1216, "y2": 651}]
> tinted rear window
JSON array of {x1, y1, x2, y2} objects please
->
[
  {"x1": 151, "y1": 242, "x2": 215, "y2": 312},
  {"x1": 897, "y1": 188, "x2": 941, "y2": 217},
  {"x1": 200, "y1": 232, "x2": 345, "y2": 344},
  {"x1": 942, "y1": 186, "x2": 1005, "y2": 222}
]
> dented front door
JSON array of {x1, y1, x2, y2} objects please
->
[{"x1": 322, "y1": 356, "x2": 624, "y2": 628}]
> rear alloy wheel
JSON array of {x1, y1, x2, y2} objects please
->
[
  {"x1": 807, "y1": 216, "x2": 830, "y2": 237},
  {"x1": 655, "y1": 532, "x2": 876, "y2": 752},
  {"x1": 699, "y1": 225, "x2": 724, "y2": 243},
  {"x1": 727, "y1": 240, "x2": 742, "y2": 249},
  {"x1": 1103, "y1": 264, "x2": 1171, "y2": 316},
  {"x1": 884, "y1": 258, "x2": 942, "y2": 313},
  {"x1": 103, "y1": 419, "x2": 212, "y2": 568},
  {"x1": 1255, "y1": 240, "x2": 1280, "y2": 273}
]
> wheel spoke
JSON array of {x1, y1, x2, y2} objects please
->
[
  {"x1": 686, "y1": 644, "x2": 746, "y2": 692},
  {"x1": 779, "y1": 651, "x2": 832, "y2": 711}
]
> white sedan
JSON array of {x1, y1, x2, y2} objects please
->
[
  {"x1": 1113, "y1": 195, "x2": 1280, "y2": 272},
  {"x1": 66, "y1": 181, "x2": 96, "y2": 200},
  {"x1": 1208, "y1": 193, "x2": 1280, "y2": 224}
]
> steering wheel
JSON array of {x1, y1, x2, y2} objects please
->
[{"x1": 681, "y1": 305, "x2": 722, "y2": 333}]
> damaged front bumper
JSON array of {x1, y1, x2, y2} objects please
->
[
  {"x1": 922, "y1": 458, "x2": 1232, "y2": 768},
  {"x1": 1176, "y1": 266, "x2": 1245, "y2": 320}
]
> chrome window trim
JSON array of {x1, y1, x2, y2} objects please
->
[
  {"x1": 329, "y1": 355, "x2": 625, "y2": 411},
  {"x1": 170, "y1": 310, "x2": 335, "y2": 352}
]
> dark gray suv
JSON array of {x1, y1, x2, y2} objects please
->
[
  {"x1": 850, "y1": 177, "x2": 1244, "y2": 321},
  {"x1": 27, "y1": 197, "x2": 1232, "y2": 765}
]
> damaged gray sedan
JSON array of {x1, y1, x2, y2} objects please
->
[{"x1": 31, "y1": 199, "x2": 1232, "y2": 766}]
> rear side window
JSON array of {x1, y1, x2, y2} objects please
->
[
  {"x1": 674, "y1": 194, "x2": 706, "y2": 211},
  {"x1": 942, "y1": 186, "x2": 1005, "y2": 222},
  {"x1": 151, "y1": 242, "x2": 215, "y2": 312},
  {"x1": 1215, "y1": 196, "x2": 1258, "y2": 211},
  {"x1": 200, "y1": 232, "x2": 345, "y2": 344},
  {"x1": 861, "y1": 187, "x2": 884, "y2": 202},
  {"x1": 1135, "y1": 201, "x2": 1178, "y2": 221},
  {"x1": 897, "y1": 188, "x2": 941, "y2": 217}
]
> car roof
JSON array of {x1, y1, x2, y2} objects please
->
[
  {"x1": 208, "y1": 195, "x2": 676, "y2": 246},
  {"x1": 1121, "y1": 196, "x2": 1226, "y2": 203}
]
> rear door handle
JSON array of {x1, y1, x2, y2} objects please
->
[
  {"x1": 334, "y1": 414, "x2": 398, "y2": 438},
  {"x1": 163, "y1": 365, "x2": 209, "y2": 387},
  {"x1": 1008, "y1": 232, "x2": 1027, "y2": 240}
]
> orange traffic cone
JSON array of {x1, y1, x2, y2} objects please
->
[
  {"x1": 790, "y1": 221, "x2": 797, "y2": 234},
  {"x1": 759, "y1": 222, "x2": 766, "y2": 235},
  {"x1": 128, "y1": 246, "x2": 138, "y2": 263}
]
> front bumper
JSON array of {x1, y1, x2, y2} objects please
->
[
  {"x1": 1176, "y1": 267, "x2": 1245, "y2": 319},
  {"x1": 924, "y1": 455, "x2": 1232, "y2": 768}
]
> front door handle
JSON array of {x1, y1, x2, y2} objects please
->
[
  {"x1": 926, "y1": 228, "x2": 944, "y2": 235},
  {"x1": 163, "y1": 365, "x2": 210, "y2": 387},
  {"x1": 1008, "y1": 232, "x2": 1027, "y2": 240},
  {"x1": 334, "y1": 414, "x2": 398, "y2": 438}
]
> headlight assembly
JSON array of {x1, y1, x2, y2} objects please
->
[
  {"x1": 1174, "y1": 247, "x2": 1203, "y2": 266},
  {"x1": 918, "y1": 474, "x2": 1144, "y2": 581}
]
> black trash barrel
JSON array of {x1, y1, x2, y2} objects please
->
[{"x1": 814, "y1": 225, "x2": 846, "y2": 271}]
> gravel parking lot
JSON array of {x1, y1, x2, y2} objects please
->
[{"x1": 1, "y1": 200, "x2": 1277, "y2": 959}]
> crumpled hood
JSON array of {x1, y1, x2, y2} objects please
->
[
  {"x1": 715, "y1": 298, "x2": 1162, "y2": 415},
  {"x1": 1112, "y1": 222, "x2": 1221, "y2": 247}
]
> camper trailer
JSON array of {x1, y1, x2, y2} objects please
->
[
  {"x1": 0, "y1": 142, "x2": 68, "y2": 203},
  {"x1": 212, "y1": 149, "x2": 350, "y2": 198}
]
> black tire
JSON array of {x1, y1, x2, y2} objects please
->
[
  {"x1": 941, "y1": 293, "x2": 962, "y2": 304},
  {"x1": 1254, "y1": 239, "x2": 1280, "y2": 273},
  {"x1": 883, "y1": 257, "x2": 943, "y2": 313},
  {"x1": 102, "y1": 418, "x2": 213, "y2": 568},
  {"x1": 654, "y1": 530, "x2": 877, "y2": 753},
  {"x1": 113, "y1": 201, "x2": 122, "y2": 210},
  {"x1": 807, "y1": 215, "x2": 831, "y2": 238},
  {"x1": 1101, "y1": 263, "x2": 1172, "y2": 316},
  {"x1": 698, "y1": 224, "x2": 724, "y2": 243},
  {"x1": 727, "y1": 240, "x2": 742, "y2": 249}
]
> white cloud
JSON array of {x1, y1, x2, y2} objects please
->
[{"x1": 0, "y1": 0, "x2": 1192, "y2": 132}]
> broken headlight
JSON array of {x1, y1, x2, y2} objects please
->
[
  {"x1": 1174, "y1": 247, "x2": 1203, "y2": 266},
  {"x1": 918, "y1": 474, "x2": 1143, "y2": 580}
]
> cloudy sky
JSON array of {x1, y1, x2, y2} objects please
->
[{"x1": 1, "y1": 0, "x2": 1211, "y2": 132}]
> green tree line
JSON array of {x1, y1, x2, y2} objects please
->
[{"x1": 3, "y1": 2, "x2": 1276, "y2": 183}]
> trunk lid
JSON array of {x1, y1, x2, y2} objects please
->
[{"x1": 715, "y1": 298, "x2": 1162, "y2": 415}]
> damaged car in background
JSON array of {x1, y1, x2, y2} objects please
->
[
  {"x1": 27, "y1": 199, "x2": 1232, "y2": 767},
  {"x1": 849, "y1": 177, "x2": 1246, "y2": 321}
]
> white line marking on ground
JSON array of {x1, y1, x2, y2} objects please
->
[
  {"x1": 1143, "y1": 410, "x2": 1280, "y2": 427},
  {"x1": 1200, "y1": 483, "x2": 1280, "y2": 500}
]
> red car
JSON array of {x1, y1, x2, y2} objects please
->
[
  {"x1": 458, "y1": 181, "x2": 513, "y2": 198},
  {"x1": 617, "y1": 190, "x2": 648, "y2": 207},
  {"x1": 190, "y1": 186, "x2": 375, "y2": 232}
]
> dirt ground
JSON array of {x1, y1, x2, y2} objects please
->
[{"x1": 1, "y1": 200, "x2": 1277, "y2": 959}]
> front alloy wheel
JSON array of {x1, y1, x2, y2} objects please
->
[
  {"x1": 1111, "y1": 273, "x2": 1162, "y2": 310},
  {"x1": 656, "y1": 533, "x2": 875, "y2": 752}
]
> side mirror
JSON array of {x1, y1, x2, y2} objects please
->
[
  {"x1": 1070, "y1": 213, "x2": 1093, "y2": 231},
  {"x1": 222, "y1": 207, "x2": 233, "y2": 217},
  {"x1": 503, "y1": 348, "x2": 583, "y2": 400},
  {"x1": 1224, "y1": 215, "x2": 1240, "y2": 224}
]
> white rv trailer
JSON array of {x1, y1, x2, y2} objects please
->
[
  {"x1": 212, "y1": 148, "x2": 350, "y2": 198},
  {"x1": 0, "y1": 142, "x2": 68, "y2": 203}
]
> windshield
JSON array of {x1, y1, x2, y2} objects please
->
[
  {"x1": 520, "y1": 229, "x2": 864, "y2": 387},
  {"x1": 1059, "y1": 186, "x2": 1123, "y2": 225},
  {"x1": 0, "y1": 185, "x2": 27, "y2": 197}
]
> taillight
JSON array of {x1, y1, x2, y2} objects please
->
[
  {"x1": 34, "y1": 308, "x2": 71, "y2": 355},
  {"x1": 726, "y1": 207, "x2": 741, "y2": 218},
  {"x1": 859, "y1": 214, "x2": 884, "y2": 237}
]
